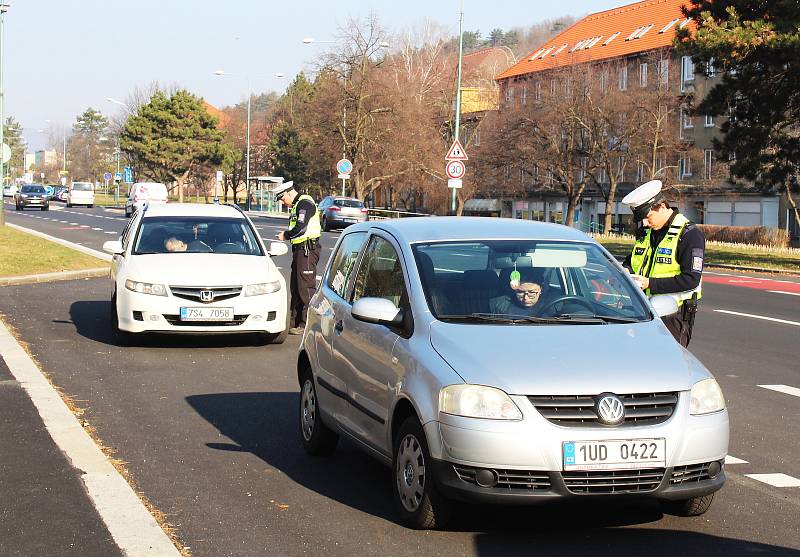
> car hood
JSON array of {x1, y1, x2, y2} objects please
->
[
  {"x1": 126, "y1": 254, "x2": 280, "y2": 286},
  {"x1": 429, "y1": 320, "x2": 710, "y2": 395}
]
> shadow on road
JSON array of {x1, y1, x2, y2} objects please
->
[
  {"x1": 68, "y1": 300, "x2": 273, "y2": 348},
  {"x1": 183, "y1": 390, "x2": 800, "y2": 557}
]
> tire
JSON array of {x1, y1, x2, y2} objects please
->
[
  {"x1": 41, "y1": 206, "x2": 49, "y2": 211},
  {"x1": 15, "y1": 204, "x2": 21, "y2": 211},
  {"x1": 88, "y1": 204, "x2": 94, "y2": 208},
  {"x1": 662, "y1": 493, "x2": 715, "y2": 517},
  {"x1": 125, "y1": 208, "x2": 131, "y2": 218},
  {"x1": 67, "y1": 202, "x2": 72, "y2": 208},
  {"x1": 265, "y1": 328, "x2": 288, "y2": 345},
  {"x1": 110, "y1": 294, "x2": 134, "y2": 346},
  {"x1": 299, "y1": 368, "x2": 339, "y2": 456},
  {"x1": 392, "y1": 416, "x2": 452, "y2": 529},
  {"x1": 321, "y1": 216, "x2": 329, "y2": 232}
]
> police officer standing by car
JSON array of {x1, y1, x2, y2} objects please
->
[
  {"x1": 621, "y1": 180, "x2": 706, "y2": 347},
  {"x1": 273, "y1": 181, "x2": 322, "y2": 335}
]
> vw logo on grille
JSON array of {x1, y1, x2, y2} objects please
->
[
  {"x1": 596, "y1": 393, "x2": 625, "y2": 425},
  {"x1": 200, "y1": 290, "x2": 214, "y2": 302}
]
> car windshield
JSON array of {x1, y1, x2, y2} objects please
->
[
  {"x1": 412, "y1": 240, "x2": 651, "y2": 323},
  {"x1": 333, "y1": 198, "x2": 363, "y2": 208},
  {"x1": 133, "y1": 216, "x2": 264, "y2": 255},
  {"x1": 20, "y1": 185, "x2": 46, "y2": 194},
  {"x1": 72, "y1": 183, "x2": 93, "y2": 191}
]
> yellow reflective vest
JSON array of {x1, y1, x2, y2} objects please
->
[
  {"x1": 288, "y1": 194, "x2": 322, "y2": 245},
  {"x1": 629, "y1": 213, "x2": 702, "y2": 305}
]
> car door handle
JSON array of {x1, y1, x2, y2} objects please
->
[{"x1": 334, "y1": 320, "x2": 344, "y2": 334}]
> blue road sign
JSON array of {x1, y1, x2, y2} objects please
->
[
  {"x1": 103, "y1": 172, "x2": 112, "y2": 181},
  {"x1": 123, "y1": 166, "x2": 133, "y2": 184},
  {"x1": 336, "y1": 158, "x2": 353, "y2": 175},
  {"x1": 114, "y1": 172, "x2": 122, "y2": 181}
]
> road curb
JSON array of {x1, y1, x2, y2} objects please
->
[
  {"x1": 607, "y1": 251, "x2": 800, "y2": 277},
  {"x1": 0, "y1": 319, "x2": 181, "y2": 557},
  {"x1": 0, "y1": 267, "x2": 110, "y2": 287},
  {"x1": 6, "y1": 222, "x2": 112, "y2": 262}
]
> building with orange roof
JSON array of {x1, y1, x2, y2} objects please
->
[{"x1": 467, "y1": 0, "x2": 781, "y2": 232}]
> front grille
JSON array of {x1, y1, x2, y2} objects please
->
[
  {"x1": 562, "y1": 468, "x2": 665, "y2": 494},
  {"x1": 671, "y1": 461, "x2": 718, "y2": 484},
  {"x1": 528, "y1": 392, "x2": 678, "y2": 427},
  {"x1": 162, "y1": 314, "x2": 249, "y2": 326},
  {"x1": 169, "y1": 285, "x2": 242, "y2": 304},
  {"x1": 453, "y1": 465, "x2": 551, "y2": 491}
]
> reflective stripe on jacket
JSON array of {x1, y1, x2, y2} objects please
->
[
  {"x1": 288, "y1": 194, "x2": 322, "y2": 244},
  {"x1": 629, "y1": 213, "x2": 702, "y2": 305}
]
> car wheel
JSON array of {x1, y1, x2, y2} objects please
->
[
  {"x1": 41, "y1": 206, "x2": 49, "y2": 211},
  {"x1": 15, "y1": 204, "x2": 21, "y2": 211},
  {"x1": 110, "y1": 294, "x2": 133, "y2": 346},
  {"x1": 88, "y1": 204, "x2": 94, "y2": 208},
  {"x1": 321, "y1": 216, "x2": 329, "y2": 232},
  {"x1": 299, "y1": 367, "x2": 338, "y2": 455},
  {"x1": 265, "y1": 328, "x2": 288, "y2": 345},
  {"x1": 392, "y1": 416, "x2": 452, "y2": 530},
  {"x1": 662, "y1": 493, "x2": 715, "y2": 517},
  {"x1": 125, "y1": 208, "x2": 131, "y2": 218},
  {"x1": 66, "y1": 202, "x2": 72, "y2": 208}
]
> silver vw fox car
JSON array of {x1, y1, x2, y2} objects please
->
[{"x1": 298, "y1": 217, "x2": 728, "y2": 529}]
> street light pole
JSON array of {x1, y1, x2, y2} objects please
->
[
  {"x1": 246, "y1": 77, "x2": 251, "y2": 211},
  {"x1": 0, "y1": 2, "x2": 8, "y2": 226},
  {"x1": 451, "y1": 0, "x2": 464, "y2": 216}
]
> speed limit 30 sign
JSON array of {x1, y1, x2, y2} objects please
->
[{"x1": 446, "y1": 160, "x2": 466, "y2": 180}]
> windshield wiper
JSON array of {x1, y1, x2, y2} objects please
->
[
  {"x1": 438, "y1": 313, "x2": 598, "y2": 325},
  {"x1": 555, "y1": 313, "x2": 643, "y2": 324}
]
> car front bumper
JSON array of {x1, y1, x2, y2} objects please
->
[
  {"x1": 326, "y1": 214, "x2": 367, "y2": 227},
  {"x1": 424, "y1": 393, "x2": 728, "y2": 503},
  {"x1": 117, "y1": 288, "x2": 287, "y2": 334}
]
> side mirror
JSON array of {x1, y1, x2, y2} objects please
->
[
  {"x1": 102, "y1": 240, "x2": 124, "y2": 255},
  {"x1": 650, "y1": 295, "x2": 679, "y2": 318},
  {"x1": 352, "y1": 297, "x2": 404, "y2": 326},
  {"x1": 267, "y1": 242, "x2": 288, "y2": 257}
]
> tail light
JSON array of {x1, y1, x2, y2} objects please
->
[
  {"x1": 360, "y1": 208, "x2": 369, "y2": 213},
  {"x1": 328, "y1": 206, "x2": 341, "y2": 212}
]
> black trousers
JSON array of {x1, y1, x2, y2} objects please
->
[
  {"x1": 290, "y1": 242, "x2": 321, "y2": 328},
  {"x1": 663, "y1": 311, "x2": 695, "y2": 348}
]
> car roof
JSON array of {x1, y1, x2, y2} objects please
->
[
  {"x1": 346, "y1": 216, "x2": 593, "y2": 244},
  {"x1": 141, "y1": 203, "x2": 245, "y2": 219}
]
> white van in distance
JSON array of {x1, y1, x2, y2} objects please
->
[
  {"x1": 67, "y1": 182, "x2": 95, "y2": 208},
  {"x1": 126, "y1": 182, "x2": 168, "y2": 217}
]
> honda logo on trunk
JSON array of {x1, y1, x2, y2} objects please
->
[{"x1": 200, "y1": 290, "x2": 214, "y2": 302}]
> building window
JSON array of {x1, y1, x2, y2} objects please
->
[
  {"x1": 578, "y1": 157, "x2": 588, "y2": 182},
  {"x1": 706, "y1": 57, "x2": 716, "y2": 78},
  {"x1": 656, "y1": 158, "x2": 665, "y2": 177},
  {"x1": 618, "y1": 66, "x2": 628, "y2": 91},
  {"x1": 519, "y1": 167, "x2": 525, "y2": 184},
  {"x1": 564, "y1": 78, "x2": 572, "y2": 98},
  {"x1": 473, "y1": 126, "x2": 481, "y2": 146},
  {"x1": 616, "y1": 155, "x2": 625, "y2": 180},
  {"x1": 599, "y1": 70, "x2": 608, "y2": 91},
  {"x1": 637, "y1": 161, "x2": 645, "y2": 182},
  {"x1": 533, "y1": 165, "x2": 540, "y2": 183},
  {"x1": 659, "y1": 59, "x2": 669, "y2": 85},
  {"x1": 505, "y1": 85, "x2": 514, "y2": 107},
  {"x1": 681, "y1": 105, "x2": 694, "y2": 129},
  {"x1": 521, "y1": 84, "x2": 527, "y2": 105},
  {"x1": 679, "y1": 155, "x2": 693, "y2": 178},
  {"x1": 639, "y1": 63, "x2": 648, "y2": 87},
  {"x1": 680, "y1": 55, "x2": 695, "y2": 92},
  {"x1": 550, "y1": 79, "x2": 558, "y2": 96},
  {"x1": 535, "y1": 81, "x2": 542, "y2": 101},
  {"x1": 704, "y1": 149, "x2": 713, "y2": 179},
  {"x1": 704, "y1": 114, "x2": 714, "y2": 127}
]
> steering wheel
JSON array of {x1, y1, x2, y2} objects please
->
[{"x1": 538, "y1": 295, "x2": 596, "y2": 315}]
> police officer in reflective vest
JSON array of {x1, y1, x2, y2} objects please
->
[
  {"x1": 621, "y1": 180, "x2": 706, "y2": 347},
  {"x1": 273, "y1": 181, "x2": 322, "y2": 335}
]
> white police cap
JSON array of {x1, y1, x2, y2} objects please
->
[
  {"x1": 270, "y1": 181, "x2": 295, "y2": 200},
  {"x1": 621, "y1": 180, "x2": 665, "y2": 220}
]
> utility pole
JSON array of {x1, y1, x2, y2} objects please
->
[
  {"x1": 451, "y1": 0, "x2": 464, "y2": 216},
  {"x1": 0, "y1": 3, "x2": 8, "y2": 226},
  {"x1": 341, "y1": 105, "x2": 347, "y2": 197}
]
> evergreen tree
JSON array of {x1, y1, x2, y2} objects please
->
[
  {"x1": 3, "y1": 117, "x2": 27, "y2": 177},
  {"x1": 679, "y1": 0, "x2": 800, "y2": 227},
  {"x1": 268, "y1": 121, "x2": 311, "y2": 188}
]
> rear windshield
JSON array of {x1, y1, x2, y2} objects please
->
[
  {"x1": 71, "y1": 183, "x2": 93, "y2": 191},
  {"x1": 133, "y1": 216, "x2": 264, "y2": 255},
  {"x1": 333, "y1": 198, "x2": 363, "y2": 208},
  {"x1": 20, "y1": 185, "x2": 46, "y2": 193}
]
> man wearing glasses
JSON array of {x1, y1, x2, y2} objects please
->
[
  {"x1": 489, "y1": 268, "x2": 543, "y2": 316},
  {"x1": 272, "y1": 181, "x2": 322, "y2": 335}
]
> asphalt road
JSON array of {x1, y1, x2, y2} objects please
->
[{"x1": 1, "y1": 199, "x2": 799, "y2": 556}]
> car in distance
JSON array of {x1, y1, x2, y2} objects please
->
[
  {"x1": 3, "y1": 184, "x2": 18, "y2": 197},
  {"x1": 103, "y1": 202, "x2": 289, "y2": 345},
  {"x1": 125, "y1": 182, "x2": 168, "y2": 217},
  {"x1": 14, "y1": 184, "x2": 50, "y2": 211},
  {"x1": 67, "y1": 182, "x2": 95, "y2": 208},
  {"x1": 52, "y1": 186, "x2": 68, "y2": 202},
  {"x1": 318, "y1": 196, "x2": 369, "y2": 231},
  {"x1": 298, "y1": 217, "x2": 728, "y2": 529}
]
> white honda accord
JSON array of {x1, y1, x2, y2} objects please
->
[{"x1": 103, "y1": 203, "x2": 288, "y2": 345}]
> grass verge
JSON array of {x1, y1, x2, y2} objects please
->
[
  {"x1": 596, "y1": 235, "x2": 800, "y2": 273},
  {"x1": 0, "y1": 225, "x2": 109, "y2": 277}
]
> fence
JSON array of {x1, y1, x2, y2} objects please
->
[{"x1": 366, "y1": 208, "x2": 430, "y2": 221}]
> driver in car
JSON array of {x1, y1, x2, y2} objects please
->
[{"x1": 489, "y1": 268, "x2": 543, "y2": 316}]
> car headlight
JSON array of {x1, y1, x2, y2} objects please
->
[
  {"x1": 689, "y1": 378, "x2": 725, "y2": 415},
  {"x1": 125, "y1": 279, "x2": 167, "y2": 296},
  {"x1": 244, "y1": 281, "x2": 281, "y2": 296},
  {"x1": 439, "y1": 384, "x2": 522, "y2": 420}
]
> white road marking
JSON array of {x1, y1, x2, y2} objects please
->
[
  {"x1": 758, "y1": 384, "x2": 800, "y2": 398},
  {"x1": 69, "y1": 222, "x2": 79, "y2": 226},
  {"x1": 768, "y1": 290, "x2": 800, "y2": 297},
  {"x1": 92, "y1": 227, "x2": 103, "y2": 231},
  {"x1": 80, "y1": 225, "x2": 90, "y2": 228},
  {"x1": 714, "y1": 310, "x2": 800, "y2": 327},
  {"x1": 0, "y1": 321, "x2": 180, "y2": 556},
  {"x1": 725, "y1": 456, "x2": 748, "y2": 465},
  {"x1": 745, "y1": 473, "x2": 800, "y2": 488},
  {"x1": 104, "y1": 231, "x2": 117, "y2": 234}
]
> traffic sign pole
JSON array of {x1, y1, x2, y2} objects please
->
[{"x1": 336, "y1": 159, "x2": 353, "y2": 197}]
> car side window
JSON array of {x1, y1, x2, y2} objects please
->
[
  {"x1": 327, "y1": 232, "x2": 367, "y2": 299},
  {"x1": 120, "y1": 217, "x2": 137, "y2": 250},
  {"x1": 352, "y1": 236, "x2": 409, "y2": 308}
]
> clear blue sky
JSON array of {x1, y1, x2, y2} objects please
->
[{"x1": 7, "y1": 0, "x2": 615, "y2": 150}]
